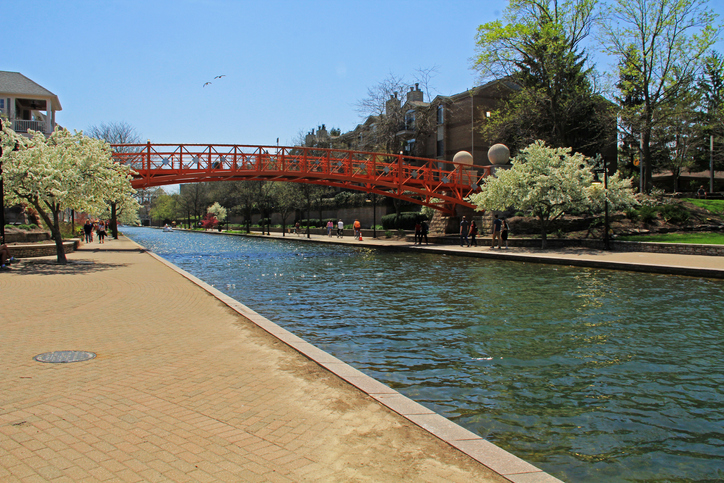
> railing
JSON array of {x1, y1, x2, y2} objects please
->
[
  {"x1": 111, "y1": 143, "x2": 492, "y2": 214},
  {"x1": 12, "y1": 120, "x2": 49, "y2": 133}
]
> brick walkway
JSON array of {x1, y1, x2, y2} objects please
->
[
  {"x1": 262, "y1": 230, "x2": 724, "y2": 278},
  {"x1": 0, "y1": 237, "x2": 553, "y2": 483}
]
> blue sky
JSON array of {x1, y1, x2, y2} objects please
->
[
  {"x1": 5, "y1": 0, "x2": 724, "y2": 148},
  {"x1": 6, "y1": 0, "x2": 506, "y2": 145}
]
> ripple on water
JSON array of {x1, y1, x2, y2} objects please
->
[{"x1": 122, "y1": 227, "x2": 724, "y2": 483}]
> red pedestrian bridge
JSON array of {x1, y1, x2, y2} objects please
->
[{"x1": 111, "y1": 143, "x2": 491, "y2": 215}]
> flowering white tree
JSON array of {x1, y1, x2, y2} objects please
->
[
  {"x1": 468, "y1": 140, "x2": 637, "y2": 248},
  {"x1": 207, "y1": 201, "x2": 227, "y2": 224},
  {"x1": 0, "y1": 125, "x2": 137, "y2": 263}
]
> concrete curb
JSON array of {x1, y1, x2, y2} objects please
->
[
  {"x1": 124, "y1": 237, "x2": 563, "y2": 483},
  {"x1": 184, "y1": 229, "x2": 724, "y2": 280}
]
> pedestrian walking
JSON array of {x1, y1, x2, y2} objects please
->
[
  {"x1": 420, "y1": 220, "x2": 429, "y2": 245},
  {"x1": 501, "y1": 217, "x2": 510, "y2": 249},
  {"x1": 327, "y1": 220, "x2": 334, "y2": 237},
  {"x1": 353, "y1": 219, "x2": 362, "y2": 240},
  {"x1": 97, "y1": 221, "x2": 107, "y2": 244},
  {"x1": 491, "y1": 214, "x2": 502, "y2": 249},
  {"x1": 460, "y1": 216, "x2": 470, "y2": 247},
  {"x1": 83, "y1": 220, "x2": 93, "y2": 243},
  {"x1": 414, "y1": 221, "x2": 422, "y2": 245},
  {"x1": 337, "y1": 219, "x2": 344, "y2": 238},
  {"x1": 469, "y1": 220, "x2": 478, "y2": 247}
]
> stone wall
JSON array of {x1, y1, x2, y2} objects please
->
[
  {"x1": 9, "y1": 240, "x2": 80, "y2": 258},
  {"x1": 409, "y1": 234, "x2": 724, "y2": 256},
  {"x1": 4, "y1": 230, "x2": 51, "y2": 243}
]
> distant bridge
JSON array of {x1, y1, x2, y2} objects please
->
[{"x1": 111, "y1": 143, "x2": 491, "y2": 215}]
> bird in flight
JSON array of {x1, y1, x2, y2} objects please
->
[
  {"x1": 203, "y1": 82, "x2": 211, "y2": 87},
  {"x1": 214, "y1": 75, "x2": 226, "y2": 79}
]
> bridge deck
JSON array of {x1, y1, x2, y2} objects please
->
[{"x1": 112, "y1": 143, "x2": 492, "y2": 214}]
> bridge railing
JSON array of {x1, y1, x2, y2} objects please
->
[{"x1": 111, "y1": 143, "x2": 492, "y2": 212}]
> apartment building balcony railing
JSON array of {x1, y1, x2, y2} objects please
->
[{"x1": 12, "y1": 119, "x2": 50, "y2": 133}]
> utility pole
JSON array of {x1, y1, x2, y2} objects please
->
[{"x1": 711, "y1": 135, "x2": 715, "y2": 194}]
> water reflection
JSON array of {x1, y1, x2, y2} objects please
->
[{"x1": 122, "y1": 227, "x2": 724, "y2": 482}]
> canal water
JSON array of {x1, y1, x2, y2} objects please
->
[{"x1": 122, "y1": 227, "x2": 724, "y2": 482}]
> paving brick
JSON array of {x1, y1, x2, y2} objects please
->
[{"x1": 0, "y1": 236, "x2": 549, "y2": 482}]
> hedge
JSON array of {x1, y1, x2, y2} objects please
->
[{"x1": 381, "y1": 212, "x2": 427, "y2": 230}]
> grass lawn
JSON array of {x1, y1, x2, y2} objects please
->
[
  {"x1": 617, "y1": 232, "x2": 724, "y2": 245},
  {"x1": 682, "y1": 198, "x2": 724, "y2": 215}
]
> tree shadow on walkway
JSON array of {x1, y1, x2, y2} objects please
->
[{"x1": 11, "y1": 260, "x2": 128, "y2": 276}]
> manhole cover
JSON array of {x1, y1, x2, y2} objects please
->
[{"x1": 33, "y1": 351, "x2": 96, "y2": 364}]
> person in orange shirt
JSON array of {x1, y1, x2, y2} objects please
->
[{"x1": 353, "y1": 219, "x2": 362, "y2": 240}]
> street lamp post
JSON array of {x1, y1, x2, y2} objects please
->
[
  {"x1": 373, "y1": 192, "x2": 377, "y2": 239},
  {"x1": 593, "y1": 161, "x2": 610, "y2": 250}
]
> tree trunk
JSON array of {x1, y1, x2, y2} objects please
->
[
  {"x1": 393, "y1": 198, "x2": 402, "y2": 228},
  {"x1": 641, "y1": 109, "x2": 653, "y2": 193},
  {"x1": 34, "y1": 201, "x2": 67, "y2": 264},
  {"x1": 539, "y1": 215, "x2": 548, "y2": 250},
  {"x1": 51, "y1": 210, "x2": 67, "y2": 264},
  {"x1": 111, "y1": 202, "x2": 118, "y2": 239}
]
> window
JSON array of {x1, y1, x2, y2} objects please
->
[
  {"x1": 404, "y1": 110, "x2": 415, "y2": 131},
  {"x1": 437, "y1": 105, "x2": 444, "y2": 125},
  {"x1": 404, "y1": 139, "x2": 416, "y2": 155},
  {"x1": 436, "y1": 140, "x2": 444, "y2": 157}
]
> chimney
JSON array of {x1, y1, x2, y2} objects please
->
[
  {"x1": 407, "y1": 83, "x2": 424, "y2": 103},
  {"x1": 386, "y1": 92, "x2": 401, "y2": 116}
]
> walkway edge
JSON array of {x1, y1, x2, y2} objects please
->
[
  {"x1": 182, "y1": 229, "x2": 724, "y2": 279},
  {"x1": 125, "y1": 238, "x2": 563, "y2": 483},
  {"x1": 414, "y1": 246, "x2": 724, "y2": 279}
]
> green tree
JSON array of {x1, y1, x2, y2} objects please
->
[
  {"x1": 615, "y1": 45, "x2": 646, "y2": 179},
  {"x1": 269, "y1": 182, "x2": 303, "y2": 236},
  {"x1": 696, "y1": 51, "x2": 724, "y2": 174},
  {"x1": 600, "y1": 0, "x2": 720, "y2": 192},
  {"x1": 149, "y1": 193, "x2": 181, "y2": 225},
  {"x1": 468, "y1": 141, "x2": 637, "y2": 248},
  {"x1": 474, "y1": 0, "x2": 613, "y2": 157},
  {"x1": 654, "y1": 72, "x2": 703, "y2": 191},
  {"x1": 178, "y1": 183, "x2": 209, "y2": 228}
]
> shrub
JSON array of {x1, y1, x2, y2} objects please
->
[
  {"x1": 624, "y1": 208, "x2": 639, "y2": 221},
  {"x1": 381, "y1": 212, "x2": 426, "y2": 230},
  {"x1": 298, "y1": 218, "x2": 325, "y2": 228},
  {"x1": 658, "y1": 204, "x2": 690, "y2": 224},
  {"x1": 6, "y1": 223, "x2": 39, "y2": 230},
  {"x1": 333, "y1": 191, "x2": 367, "y2": 208},
  {"x1": 637, "y1": 205, "x2": 658, "y2": 224}
]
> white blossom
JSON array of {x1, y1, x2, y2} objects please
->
[
  {"x1": 1, "y1": 125, "x2": 137, "y2": 263},
  {"x1": 468, "y1": 140, "x2": 637, "y2": 247}
]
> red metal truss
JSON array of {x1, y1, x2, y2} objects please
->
[{"x1": 111, "y1": 143, "x2": 491, "y2": 215}]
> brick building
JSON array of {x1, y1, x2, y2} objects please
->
[{"x1": 329, "y1": 79, "x2": 518, "y2": 167}]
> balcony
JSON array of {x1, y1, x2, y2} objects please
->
[{"x1": 12, "y1": 119, "x2": 51, "y2": 134}]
